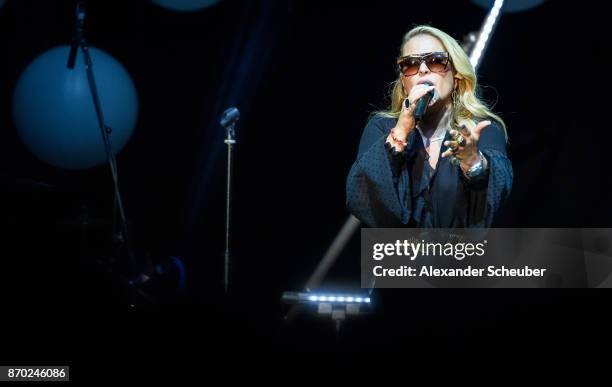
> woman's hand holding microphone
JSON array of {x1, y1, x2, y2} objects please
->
[{"x1": 387, "y1": 84, "x2": 436, "y2": 152}]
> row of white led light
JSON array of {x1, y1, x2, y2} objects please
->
[
  {"x1": 307, "y1": 295, "x2": 371, "y2": 303},
  {"x1": 470, "y1": 0, "x2": 504, "y2": 70}
]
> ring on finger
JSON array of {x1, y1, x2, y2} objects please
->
[
  {"x1": 456, "y1": 135, "x2": 466, "y2": 147},
  {"x1": 451, "y1": 130, "x2": 466, "y2": 147},
  {"x1": 404, "y1": 98, "x2": 411, "y2": 110}
]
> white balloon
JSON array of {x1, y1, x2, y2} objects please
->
[
  {"x1": 150, "y1": 0, "x2": 219, "y2": 12},
  {"x1": 13, "y1": 46, "x2": 139, "y2": 170}
]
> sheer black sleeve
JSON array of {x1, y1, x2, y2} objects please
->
[
  {"x1": 346, "y1": 115, "x2": 417, "y2": 227},
  {"x1": 457, "y1": 121, "x2": 513, "y2": 227}
]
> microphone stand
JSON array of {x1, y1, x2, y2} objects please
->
[
  {"x1": 221, "y1": 108, "x2": 239, "y2": 294},
  {"x1": 68, "y1": 3, "x2": 136, "y2": 276}
]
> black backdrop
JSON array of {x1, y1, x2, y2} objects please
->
[{"x1": 0, "y1": 0, "x2": 610, "y2": 372}]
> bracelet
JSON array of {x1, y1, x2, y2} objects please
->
[
  {"x1": 390, "y1": 127, "x2": 408, "y2": 147},
  {"x1": 384, "y1": 139, "x2": 406, "y2": 157},
  {"x1": 463, "y1": 151, "x2": 488, "y2": 179}
]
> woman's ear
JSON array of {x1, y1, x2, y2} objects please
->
[{"x1": 453, "y1": 75, "x2": 462, "y2": 90}]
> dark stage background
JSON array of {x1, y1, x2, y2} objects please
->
[{"x1": 0, "y1": 0, "x2": 610, "y2": 372}]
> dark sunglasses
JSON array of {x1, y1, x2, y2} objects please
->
[{"x1": 396, "y1": 51, "x2": 450, "y2": 77}]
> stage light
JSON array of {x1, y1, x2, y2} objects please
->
[{"x1": 282, "y1": 291, "x2": 373, "y2": 335}]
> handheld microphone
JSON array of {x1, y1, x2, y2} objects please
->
[{"x1": 413, "y1": 82, "x2": 436, "y2": 122}]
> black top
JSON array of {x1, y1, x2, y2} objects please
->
[{"x1": 346, "y1": 115, "x2": 513, "y2": 228}]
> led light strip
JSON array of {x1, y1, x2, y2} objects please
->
[
  {"x1": 307, "y1": 295, "x2": 371, "y2": 304},
  {"x1": 282, "y1": 291, "x2": 371, "y2": 305},
  {"x1": 470, "y1": 0, "x2": 504, "y2": 71}
]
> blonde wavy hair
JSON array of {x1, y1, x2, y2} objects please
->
[{"x1": 376, "y1": 25, "x2": 507, "y2": 142}]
